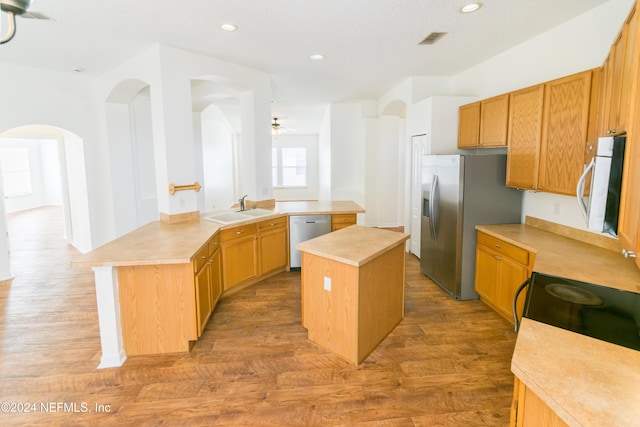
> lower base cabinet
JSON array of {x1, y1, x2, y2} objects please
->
[
  {"x1": 475, "y1": 232, "x2": 534, "y2": 323},
  {"x1": 511, "y1": 377, "x2": 568, "y2": 427}
]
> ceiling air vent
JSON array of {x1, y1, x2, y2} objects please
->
[{"x1": 418, "y1": 32, "x2": 447, "y2": 45}]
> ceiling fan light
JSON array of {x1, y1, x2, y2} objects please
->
[
  {"x1": 461, "y1": 3, "x2": 482, "y2": 13},
  {"x1": 220, "y1": 23, "x2": 238, "y2": 32}
]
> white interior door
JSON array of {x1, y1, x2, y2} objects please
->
[{"x1": 410, "y1": 134, "x2": 428, "y2": 257}]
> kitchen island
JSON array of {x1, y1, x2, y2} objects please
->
[
  {"x1": 296, "y1": 225, "x2": 409, "y2": 366},
  {"x1": 476, "y1": 217, "x2": 640, "y2": 427},
  {"x1": 73, "y1": 200, "x2": 364, "y2": 368}
]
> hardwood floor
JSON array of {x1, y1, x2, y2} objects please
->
[{"x1": 0, "y1": 207, "x2": 517, "y2": 426}]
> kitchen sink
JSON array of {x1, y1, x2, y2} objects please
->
[
  {"x1": 204, "y1": 208, "x2": 275, "y2": 224},
  {"x1": 238, "y1": 208, "x2": 274, "y2": 217}
]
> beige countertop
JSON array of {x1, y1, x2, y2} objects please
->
[
  {"x1": 478, "y1": 219, "x2": 640, "y2": 426},
  {"x1": 73, "y1": 200, "x2": 364, "y2": 268},
  {"x1": 476, "y1": 223, "x2": 640, "y2": 293},
  {"x1": 296, "y1": 225, "x2": 409, "y2": 267},
  {"x1": 512, "y1": 318, "x2": 640, "y2": 427}
]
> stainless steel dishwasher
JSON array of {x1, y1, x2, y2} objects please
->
[{"x1": 289, "y1": 214, "x2": 331, "y2": 269}]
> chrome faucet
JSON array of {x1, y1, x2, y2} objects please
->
[{"x1": 238, "y1": 194, "x2": 248, "y2": 211}]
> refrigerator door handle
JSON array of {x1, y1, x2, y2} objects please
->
[
  {"x1": 576, "y1": 158, "x2": 596, "y2": 221},
  {"x1": 429, "y1": 175, "x2": 439, "y2": 240}
]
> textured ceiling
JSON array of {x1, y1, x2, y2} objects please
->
[{"x1": 0, "y1": 0, "x2": 618, "y2": 132}]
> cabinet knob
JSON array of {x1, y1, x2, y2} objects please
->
[
  {"x1": 494, "y1": 256, "x2": 501, "y2": 260},
  {"x1": 607, "y1": 129, "x2": 617, "y2": 134},
  {"x1": 622, "y1": 249, "x2": 637, "y2": 258},
  {"x1": 495, "y1": 244, "x2": 501, "y2": 248},
  {"x1": 236, "y1": 231, "x2": 242, "y2": 235}
]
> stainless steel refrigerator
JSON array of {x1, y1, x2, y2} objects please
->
[{"x1": 420, "y1": 154, "x2": 523, "y2": 300}]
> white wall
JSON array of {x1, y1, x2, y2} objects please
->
[
  {"x1": 0, "y1": 138, "x2": 63, "y2": 214},
  {"x1": 273, "y1": 135, "x2": 319, "y2": 201},
  {"x1": 0, "y1": 62, "x2": 111, "y2": 248},
  {"x1": 329, "y1": 103, "x2": 366, "y2": 209},
  {"x1": 452, "y1": 0, "x2": 635, "y2": 231}
]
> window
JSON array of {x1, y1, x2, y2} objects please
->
[
  {"x1": 272, "y1": 147, "x2": 307, "y2": 187},
  {"x1": 0, "y1": 147, "x2": 33, "y2": 197}
]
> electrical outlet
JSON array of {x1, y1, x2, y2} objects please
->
[{"x1": 323, "y1": 276, "x2": 331, "y2": 291}]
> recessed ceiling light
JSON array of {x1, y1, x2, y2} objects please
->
[
  {"x1": 461, "y1": 3, "x2": 482, "y2": 13},
  {"x1": 220, "y1": 24, "x2": 238, "y2": 32},
  {"x1": 310, "y1": 54, "x2": 325, "y2": 60}
]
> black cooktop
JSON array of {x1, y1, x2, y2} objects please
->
[{"x1": 523, "y1": 272, "x2": 640, "y2": 351}]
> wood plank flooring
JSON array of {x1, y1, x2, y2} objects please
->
[{"x1": 0, "y1": 207, "x2": 517, "y2": 426}]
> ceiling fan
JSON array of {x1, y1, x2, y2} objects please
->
[
  {"x1": 272, "y1": 117, "x2": 296, "y2": 137},
  {"x1": 1, "y1": 0, "x2": 51, "y2": 45}
]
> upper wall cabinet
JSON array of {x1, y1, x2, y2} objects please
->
[
  {"x1": 457, "y1": 102, "x2": 481, "y2": 148},
  {"x1": 505, "y1": 85, "x2": 545, "y2": 190},
  {"x1": 458, "y1": 94, "x2": 509, "y2": 149},
  {"x1": 617, "y1": 3, "x2": 640, "y2": 269},
  {"x1": 600, "y1": 5, "x2": 638, "y2": 136},
  {"x1": 506, "y1": 71, "x2": 593, "y2": 195}
]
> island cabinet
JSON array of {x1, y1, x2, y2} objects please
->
[
  {"x1": 510, "y1": 377, "x2": 568, "y2": 427},
  {"x1": 117, "y1": 232, "x2": 222, "y2": 356},
  {"x1": 457, "y1": 94, "x2": 509, "y2": 149},
  {"x1": 474, "y1": 232, "x2": 534, "y2": 323},
  {"x1": 331, "y1": 213, "x2": 357, "y2": 231},
  {"x1": 297, "y1": 226, "x2": 409, "y2": 366},
  {"x1": 506, "y1": 70, "x2": 593, "y2": 195},
  {"x1": 220, "y1": 223, "x2": 258, "y2": 291}
]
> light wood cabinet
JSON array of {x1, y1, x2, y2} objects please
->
[
  {"x1": 618, "y1": 6, "x2": 640, "y2": 269},
  {"x1": 506, "y1": 84, "x2": 544, "y2": 190},
  {"x1": 506, "y1": 70, "x2": 593, "y2": 195},
  {"x1": 457, "y1": 101, "x2": 481, "y2": 148},
  {"x1": 479, "y1": 93, "x2": 510, "y2": 147},
  {"x1": 221, "y1": 223, "x2": 258, "y2": 291},
  {"x1": 538, "y1": 70, "x2": 593, "y2": 195},
  {"x1": 601, "y1": 5, "x2": 637, "y2": 136},
  {"x1": 117, "y1": 233, "x2": 222, "y2": 355},
  {"x1": 331, "y1": 213, "x2": 357, "y2": 231},
  {"x1": 257, "y1": 216, "x2": 288, "y2": 276},
  {"x1": 511, "y1": 377, "x2": 568, "y2": 427},
  {"x1": 457, "y1": 95, "x2": 509, "y2": 148},
  {"x1": 474, "y1": 232, "x2": 533, "y2": 323}
]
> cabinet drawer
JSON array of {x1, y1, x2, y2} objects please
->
[
  {"x1": 332, "y1": 214, "x2": 356, "y2": 226},
  {"x1": 208, "y1": 234, "x2": 220, "y2": 254},
  {"x1": 220, "y1": 223, "x2": 257, "y2": 242},
  {"x1": 257, "y1": 215, "x2": 287, "y2": 231},
  {"x1": 193, "y1": 244, "x2": 209, "y2": 273},
  {"x1": 477, "y1": 232, "x2": 529, "y2": 265}
]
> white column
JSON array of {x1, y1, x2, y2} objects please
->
[
  {"x1": 0, "y1": 173, "x2": 13, "y2": 281},
  {"x1": 92, "y1": 266, "x2": 127, "y2": 368}
]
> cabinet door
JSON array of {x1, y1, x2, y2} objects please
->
[
  {"x1": 618, "y1": 5, "x2": 638, "y2": 135},
  {"x1": 475, "y1": 246, "x2": 499, "y2": 306},
  {"x1": 195, "y1": 264, "x2": 212, "y2": 337},
  {"x1": 210, "y1": 250, "x2": 222, "y2": 310},
  {"x1": 514, "y1": 379, "x2": 569, "y2": 427},
  {"x1": 259, "y1": 227, "x2": 288, "y2": 276},
  {"x1": 604, "y1": 29, "x2": 627, "y2": 135},
  {"x1": 538, "y1": 70, "x2": 592, "y2": 195},
  {"x1": 506, "y1": 85, "x2": 544, "y2": 190},
  {"x1": 479, "y1": 94, "x2": 509, "y2": 147},
  {"x1": 458, "y1": 102, "x2": 481, "y2": 148},
  {"x1": 496, "y1": 256, "x2": 529, "y2": 321},
  {"x1": 222, "y1": 236, "x2": 258, "y2": 290}
]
